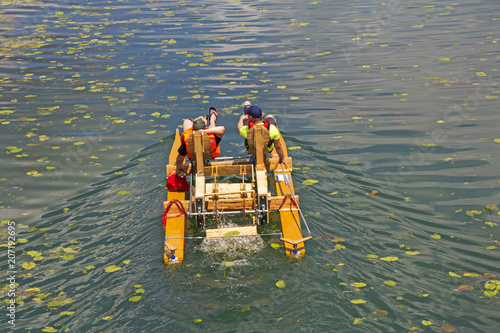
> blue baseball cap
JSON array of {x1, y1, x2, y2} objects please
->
[{"x1": 247, "y1": 105, "x2": 262, "y2": 118}]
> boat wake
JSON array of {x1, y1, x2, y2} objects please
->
[{"x1": 199, "y1": 223, "x2": 266, "y2": 255}]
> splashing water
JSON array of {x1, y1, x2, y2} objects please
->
[{"x1": 199, "y1": 222, "x2": 266, "y2": 256}]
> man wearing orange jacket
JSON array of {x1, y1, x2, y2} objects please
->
[{"x1": 175, "y1": 107, "x2": 225, "y2": 175}]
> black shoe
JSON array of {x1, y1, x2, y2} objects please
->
[{"x1": 207, "y1": 106, "x2": 217, "y2": 124}]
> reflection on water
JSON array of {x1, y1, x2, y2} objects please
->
[{"x1": 1, "y1": 0, "x2": 499, "y2": 332}]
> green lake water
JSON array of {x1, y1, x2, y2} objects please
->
[{"x1": 1, "y1": 0, "x2": 499, "y2": 332}]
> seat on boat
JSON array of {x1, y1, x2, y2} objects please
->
[
  {"x1": 186, "y1": 130, "x2": 215, "y2": 228},
  {"x1": 246, "y1": 125, "x2": 270, "y2": 166},
  {"x1": 187, "y1": 131, "x2": 212, "y2": 174}
]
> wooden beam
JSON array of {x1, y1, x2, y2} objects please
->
[
  {"x1": 205, "y1": 225, "x2": 258, "y2": 238},
  {"x1": 163, "y1": 195, "x2": 298, "y2": 213}
]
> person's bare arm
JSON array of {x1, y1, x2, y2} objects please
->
[
  {"x1": 204, "y1": 125, "x2": 225, "y2": 138},
  {"x1": 273, "y1": 138, "x2": 285, "y2": 164},
  {"x1": 237, "y1": 115, "x2": 247, "y2": 132}
]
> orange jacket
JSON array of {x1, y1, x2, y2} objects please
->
[{"x1": 180, "y1": 128, "x2": 220, "y2": 159}]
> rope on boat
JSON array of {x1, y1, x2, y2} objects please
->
[
  {"x1": 280, "y1": 164, "x2": 311, "y2": 236},
  {"x1": 162, "y1": 199, "x2": 187, "y2": 229}
]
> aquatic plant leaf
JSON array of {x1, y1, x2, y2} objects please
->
[
  {"x1": 24, "y1": 288, "x2": 41, "y2": 295},
  {"x1": 384, "y1": 280, "x2": 396, "y2": 286},
  {"x1": 47, "y1": 301, "x2": 65, "y2": 307},
  {"x1": 441, "y1": 325, "x2": 456, "y2": 332},
  {"x1": 449, "y1": 271, "x2": 461, "y2": 278},
  {"x1": 376, "y1": 310, "x2": 388, "y2": 316},
  {"x1": 457, "y1": 284, "x2": 474, "y2": 291},
  {"x1": 60, "y1": 311, "x2": 75, "y2": 316},
  {"x1": 366, "y1": 254, "x2": 378, "y2": 259},
  {"x1": 485, "y1": 280, "x2": 500, "y2": 290},
  {"x1": 103, "y1": 316, "x2": 111, "y2": 320},
  {"x1": 22, "y1": 262, "x2": 36, "y2": 270},
  {"x1": 270, "y1": 243, "x2": 281, "y2": 249},
  {"x1": 123, "y1": 260, "x2": 131, "y2": 264},
  {"x1": 463, "y1": 272, "x2": 481, "y2": 277},
  {"x1": 276, "y1": 280, "x2": 286, "y2": 288},
  {"x1": 331, "y1": 238, "x2": 345, "y2": 243},
  {"x1": 380, "y1": 256, "x2": 399, "y2": 262},
  {"x1": 466, "y1": 210, "x2": 482, "y2": 216},
  {"x1": 135, "y1": 289, "x2": 145, "y2": 294},
  {"x1": 63, "y1": 248, "x2": 79, "y2": 253},
  {"x1": 288, "y1": 146, "x2": 301, "y2": 150},
  {"x1": 42, "y1": 328, "x2": 58, "y2": 332},
  {"x1": 484, "y1": 290, "x2": 497, "y2": 297},
  {"x1": 353, "y1": 318, "x2": 364, "y2": 325},
  {"x1": 350, "y1": 299, "x2": 367, "y2": 304},
  {"x1": 194, "y1": 319, "x2": 202, "y2": 323},
  {"x1": 335, "y1": 244, "x2": 346, "y2": 250},
  {"x1": 27, "y1": 251, "x2": 42, "y2": 257},
  {"x1": 484, "y1": 204, "x2": 498, "y2": 211},
  {"x1": 351, "y1": 282, "x2": 367, "y2": 288},
  {"x1": 405, "y1": 251, "x2": 420, "y2": 255},
  {"x1": 129, "y1": 296, "x2": 142, "y2": 302},
  {"x1": 422, "y1": 320, "x2": 432, "y2": 326},
  {"x1": 117, "y1": 190, "x2": 130, "y2": 195},
  {"x1": 302, "y1": 179, "x2": 319, "y2": 185},
  {"x1": 62, "y1": 255, "x2": 74, "y2": 260},
  {"x1": 104, "y1": 265, "x2": 121, "y2": 273},
  {"x1": 431, "y1": 234, "x2": 441, "y2": 239}
]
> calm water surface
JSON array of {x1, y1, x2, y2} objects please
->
[{"x1": 1, "y1": 0, "x2": 499, "y2": 332}]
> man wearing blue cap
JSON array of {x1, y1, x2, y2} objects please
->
[{"x1": 237, "y1": 103, "x2": 285, "y2": 164}]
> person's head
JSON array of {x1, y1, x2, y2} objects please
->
[
  {"x1": 246, "y1": 105, "x2": 262, "y2": 120},
  {"x1": 192, "y1": 116, "x2": 207, "y2": 131}
]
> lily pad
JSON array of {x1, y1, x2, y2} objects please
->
[
  {"x1": 104, "y1": 265, "x2": 121, "y2": 273},
  {"x1": 276, "y1": 280, "x2": 286, "y2": 289},
  {"x1": 129, "y1": 296, "x2": 142, "y2": 302},
  {"x1": 350, "y1": 299, "x2": 367, "y2": 304},
  {"x1": 22, "y1": 262, "x2": 36, "y2": 270},
  {"x1": 380, "y1": 256, "x2": 399, "y2": 262},
  {"x1": 302, "y1": 179, "x2": 319, "y2": 185}
]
